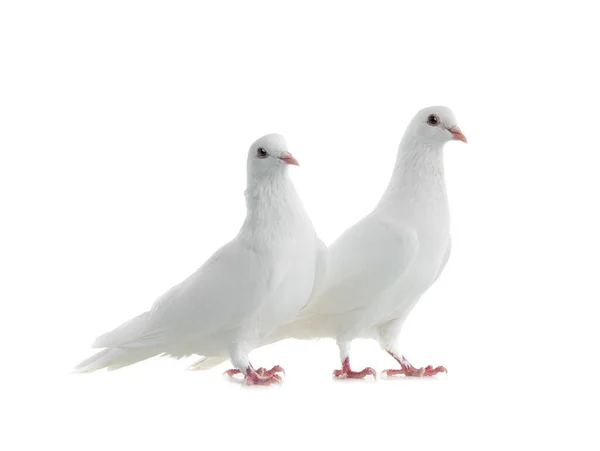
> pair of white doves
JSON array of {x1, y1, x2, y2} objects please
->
[{"x1": 75, "y1": 106, "x2": 467, "y2": 385}]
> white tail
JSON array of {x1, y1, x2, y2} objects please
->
[
  {"x1": 92, "y1": 312, "x2": 152, "y2": 348},
  {"x1": 188, "y1": 356, "x2": 227, "y2": 371},
  {"x1": 73, "y1": 347, "x2": 159, "y2": 373}
]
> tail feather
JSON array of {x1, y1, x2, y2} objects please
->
[
  {"x1": 188, "y1": 356, "x2": 228, "y2": 371},
  {"x1": 73, "y1": 347, "x2": 159, "y2": 373},
  {"x1": 93, "y1": 312, "x2": 152, "y2": 349}
]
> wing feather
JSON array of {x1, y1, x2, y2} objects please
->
[
  {"x1": 305, "y1": 214, "x2": 419, "y2": 316},
  {"x1": 104, "y1": 239, "x2": 268, "y2": 348}
]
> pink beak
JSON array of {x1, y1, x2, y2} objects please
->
[
  {"x1": 448, "y1": 126, "x2": 468, "y2": 143},
  {"x1": 279, "y1": 152, "x2": 300, "y2": 166}
]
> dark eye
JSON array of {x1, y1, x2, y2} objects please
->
[
  {"x1": 257, "y1": 147, "x2": 268, "y2": 158},
  {"x1": 427, "y1": 114, "x2": 440, "y2": 126}
]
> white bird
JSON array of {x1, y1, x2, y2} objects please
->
[
  {"x1": 263, "y1": 106, "x2": 467, "y2": 378},
  {"x1": 75, "y1": 134, "x2": 328, "y2": 385}
]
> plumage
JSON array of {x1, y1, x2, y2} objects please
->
[
  {"x1": 272, "y1": 106, "x2": 466, "y2": 378},
  {"x1": 75, "y1": 134, "x2": 325, "y2": 385}
]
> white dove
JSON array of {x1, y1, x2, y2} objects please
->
[
  {"x1": 75, "y1": 133, "x2": 328, "y2": 385},
  {"x1": 255, "y1": 106, "x2": 466, "y2": 379}
]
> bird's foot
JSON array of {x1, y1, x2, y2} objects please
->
[
  {"x1": 333, "y1": 357, "x2": 376, "y2": 380},
  {"x1": 382, "y1": 353, "x2": 447, "y2": 377},
  {"x1": 224, "y1": 365, "x2": 285, "y2": 385},
  {"x1": 244, "y1": 366, "x2": 284, "y2": 385}
]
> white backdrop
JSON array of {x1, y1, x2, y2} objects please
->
[{"x1": 1, "y1": 1, "x2": 599, "y2": 450}]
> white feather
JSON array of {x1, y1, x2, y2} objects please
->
[
  {"x1": 75, "y1": 134, "x2": 325, "y2": 378},
  {"x1": 270, "y1": 106, "x2": 465, "y2": 370}
]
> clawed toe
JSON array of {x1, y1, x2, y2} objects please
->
[
  {"x1": 224, "y1": 368, "x2": 242, "y2": 377},
  {"x1": 224, "y1": 365, "x2": 285, "y2": 385},
  {"x1": 255, "y1": 365, "x2": 286, "y2": 378},
  {"x1": 333, "y1": 367, "x2": 376, "y2": 379},
  {"x1": 383, "y1": 353, "x2": 447, "y2": 378},
  {"x1": 244, "y1": 372, "x2": 282, "y2": 386},
  {"x1": 332, "y1": 357, "x2": 376, "y2": 380}
]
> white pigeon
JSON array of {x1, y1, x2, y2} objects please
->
[
  {"x1": 189, "y1": 106, "x2": 467, "y2": 378},
  {"x1": 75, "y1": 133, "x2": 328, "y2": 385},
  {"x1": 259, "y1": 106, "x2": 467, "y2": 378}
]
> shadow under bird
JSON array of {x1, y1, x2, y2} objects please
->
[
  {"x1": 194, "y1": 106, "x2": 467, "y2": 378},
  {"x1": 75, "y1": 134, "x2": 327, "y2": 385}
]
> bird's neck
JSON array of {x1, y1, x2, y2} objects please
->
[
  {"x1": 377, "y1": 135, "x2": 448, "y2": 218},
  {"x1": 240, "y1": 172, "x2": 308, "y2": 247}
]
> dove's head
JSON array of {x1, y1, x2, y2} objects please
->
[
  {"x1": 410, "y1": 106, "x2": 467, "y2": 145},
  {"x1": 247, "y1": 133, "x2": 299, "y2": 179}
]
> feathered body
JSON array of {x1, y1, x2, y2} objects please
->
[
  {"x1": 261, "y1": 106, "x2": 465, "y2": 377},
  {"x1": 303, "y1": 132, "x2": 451, "y2": 339},
  {"x1": 76, "y1": 134, "x2": 326, "y2": 381}
]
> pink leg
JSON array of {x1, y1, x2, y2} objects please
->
[
  {"x1": 333, "y1": 357, "x2": 376, "y2": 380},
  {"x1": 382, "y1": 351, "x2": 447, "y2": 377},
  {"x1": 224, "y1": 365, "x2": 285, "y2": 385}
]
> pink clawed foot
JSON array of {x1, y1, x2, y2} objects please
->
[
  {"x1": 382, "y1": 352, "x2": 447, "y2": 377},
  {"x1": 224, "y1": 365, "x2": 285, "y2": 385},
  {"x1": 245, "y1": 366, "x2": 285, "y2": 385},
  {"x1": 258, "y1": 365, "x2": 285, "y2": 378},
  {"x1": 333, "y1": 357, "x2": 376, "y2": 380}
]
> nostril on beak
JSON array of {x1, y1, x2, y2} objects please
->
[
  {"x1": 447, "y1": 126, "x2": 467, "y2": 143},
  {"x1": 279, "y1": 152, "x2": 300, "y2": 166}
]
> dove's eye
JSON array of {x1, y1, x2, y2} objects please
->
[
  {"x1": 427, "y1": 114, "x2": 440, "y2": 126},
  {"x1": 257, "y1": 148, "x2": 268, "y2": 158}
]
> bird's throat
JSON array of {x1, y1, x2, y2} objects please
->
[
  {"x1": 241, "y1": 175, "x2": 307, "y2": 246},
  {"x1": 377, "y1": 140, "x2": 448, "y2": 218}
]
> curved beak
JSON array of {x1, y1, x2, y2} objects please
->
[
  {"x1": 448, "y1": 126, "x2": 468, "y2": 143},
  {"x1": 279, "y1": 152, "x2": 299, "y2": 166}
]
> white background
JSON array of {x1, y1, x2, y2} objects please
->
[{"x1": 1, "y1": 1, "x2": 599, "y2": 449}]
